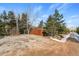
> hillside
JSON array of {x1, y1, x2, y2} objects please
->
[{"x1": 0, "y1": 34, "x2": 79, "y2": 56}]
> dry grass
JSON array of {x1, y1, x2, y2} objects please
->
[{"x1": 0, "y1": 34, "x2": 79, "y2": 56}]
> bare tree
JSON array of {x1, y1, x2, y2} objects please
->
[
  {"x1": 26, "y1": 6, "x2": 39, "y2": 35},
  {"x1": 15, "y1": 14, "x2": 20, "y2": 34}
]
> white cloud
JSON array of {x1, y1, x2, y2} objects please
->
[
  {"x1": 58, "y1": 4, "x2": 67, "y2": 10},
  {"x1": 0, "y1": 6, "x2": 6, "y2": 13},
  {"x1": 58, "y1": 4, "x2": 70, "y2": 14},
  {"x1": 66, "y1": 16, "x2": 79, "y2": 30},
  {"x1": 65, "y1": 15, "x2": 79, "y2": 28},
  {"x1": 33, "y1": 14, "x2": 49, "y2": 27},
  {"x1": 42, "y1": 14, "x2": 49, "y2": 22},
  {"x1": 67, "y1": 20, "x2": 72, "y2": 24},
  {"x1": 0, "y1": 6, "x2": 24, "y2": 15},
  {"x1": 49, "y1": 4, "x2": 60, "y2": 10},
  {"x1": 42, "y1": 14, "x2": 49, "y2": 18},
  {"x1": 49, "y1": 3, "x2": 69, "y2": 14},
  {"x1": 49, "y1": 3, "x2": 68, "y2": 11},
  {"x1": 33, "y1": 6, "x2": 42, "y2": 14},
  {"x1": 70, "y1": 15, "x2": 79, "y2": 18}
]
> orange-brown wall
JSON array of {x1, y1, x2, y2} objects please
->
[{"x1": 30, "y1": 28, "x2": 43, "y2": 36}]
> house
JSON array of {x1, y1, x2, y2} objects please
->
[
  {"x1": 30, "y1": 27, "x2": 49, "y2": 36},
  {"x1": 30, "y1": 28, "x2": 43, "y2": 36}
]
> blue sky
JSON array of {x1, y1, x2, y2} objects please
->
[{"x1": 0, "y1": 3, "x2": 79, "y2": 29}]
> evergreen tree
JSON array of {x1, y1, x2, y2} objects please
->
[
  {"x1": 7, "y1": 11, "x2": 16, "y2": 35},
  {"x1": 8, "y1": 11, "x2": 16, "y2": 27},
  {"x1": 45, "y1": 9, "x2": 65, "y2": 37},
  {"x1": 76, "y1": 27, "x2": 79, "y2": 34},
  {"x1": 0, "y1": 17, "x2": 5, "y2": 36},
  {"x1": 1, "y1": 11, "x2": 9, "y2": 35},
  {"x1": 19, "y1": 13, "x2": 29, "y2": 34},
  {"x1": 3, "y1": 11, "x2": 8, "y2": 21}
]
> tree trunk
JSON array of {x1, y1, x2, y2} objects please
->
[{"x1": 16, "y1": 17, "x2": 19, "y2": 34}]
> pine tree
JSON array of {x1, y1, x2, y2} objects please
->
[
  {"x1": 45, "y1": 9, "x2": 65, "y2": 37},
  {"x1": 7, "y1": 11, "x2": 16, "y2": 35},
  {"x1": 0, "y1": 16, "x2": 4, "y2": 36},
  {"x1": 8, "y1": 11, "x2": 16, "y2": 27},
  {"x1": 1, "y1": 11, "x2": 9, "y2": 35},
  {"x1": 19, "y1": 13, "x2": 29, "y2": 34},
  {"x1": 76, "y1": 27, "x2": 79, "y2": 34}
]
